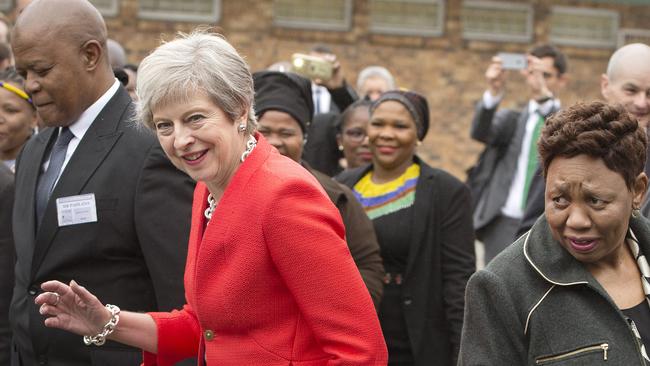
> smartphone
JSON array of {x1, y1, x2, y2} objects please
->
[
  {"x1": 498, "y1": 52, "x2": 527, "y2": 70},
  {"x1": 291, "y1": 53, "x2": 333, "y2": 82}
]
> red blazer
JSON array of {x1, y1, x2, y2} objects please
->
[{"x1": 143, "y1": 135, "x2": 387, "y2": 365}]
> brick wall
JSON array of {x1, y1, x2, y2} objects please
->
[{"x1": 101, "y1": 0, "x2": 650, "y2": 179}]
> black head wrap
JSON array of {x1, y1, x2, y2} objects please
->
[
  {"x1": 371, "y1": 90, "x2": 430, "y2": 140},
  {"x1": 253, "y1": 71, "x2": 314, "y2": 133}
]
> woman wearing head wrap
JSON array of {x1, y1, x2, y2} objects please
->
[
  {"x1": 0, "y1": 67, "x2": 36, "y2": 364},
  {"x1": 0, "y1": 67, "x2": 37, "y2": 172},
  {"x1": 32, "y1": 32, "x2": 387, "y2": 365},
  {"x1": 337, "y1": 90, "x2": 476, "y2": 366},
  {"x1": 459, "y1": 102, "x2": 650, "y2": 365}
]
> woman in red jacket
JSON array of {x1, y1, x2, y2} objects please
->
[{"x1": 33, "y1": 31, "x2": 387, "y2": 366}]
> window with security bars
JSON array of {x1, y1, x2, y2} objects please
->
[
  {"x1": 369, "y1": 0, "x2": 444, "y2": 36},
  {"x1": 0, "y1": 0, "x2": 11, "y2": 12},
  {"x1": 139, "y1": 0, "x2": 221, "y2": 22},
  {"x1": 273, "y1": 0, "x2": 352, "y2": 31},
  {"x1": 461, "y1": 1, "x2": 532, "y2": 43},
  {"x1": 618, "y1": 28, "x2": 650, "y2": 48},
  {"x1": 550, "y1": 7, "x2": 619, "y2": 48},
  {"x1": 89, "y1": 0, "x2": 119, "y2": 17}
]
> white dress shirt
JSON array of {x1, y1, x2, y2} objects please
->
[
  {"x1": 43, "y1": 79, "x2": 121, "y2": 186},
  {"x1": 482, "y1": 91, "x2": 559, "y2": 219}
]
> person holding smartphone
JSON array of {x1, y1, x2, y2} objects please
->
[{"x1": 468, "y1": 44, "x2": 569, "y2": 263}]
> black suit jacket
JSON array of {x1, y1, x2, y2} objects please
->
[
  {"x1": 336, "y1": 157, "x2": 475, "y2": 366},
  {"x1": 302, "y1": 112, "x2": 343, "y2": 177},
  {"x1": 10, "y1": 87, "x2": 194, "y2": 366},
  {"x1": 0, "y1": 163, "x2": 14, "y2": 366},
  {"x1": 470, "y1": 100, "x2": 559, "y2": 232}
]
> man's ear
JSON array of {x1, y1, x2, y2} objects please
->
[
  {"x1": 81, "y1": 40, "x2": 103, "y2": 71},
  {"x1": 600, "y1": 73, "x2": 610, "y2": 100},
  {"x1": 557, "y1": 73, "x2": 569, "y2": 90}
]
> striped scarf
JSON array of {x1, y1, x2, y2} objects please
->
[{"x1": 627, "y1": 229, "x2": 650, "y2": 363}]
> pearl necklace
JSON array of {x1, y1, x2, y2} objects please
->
[{"x1": 204, "y1": 135, "x2": 257, "y2": 220}]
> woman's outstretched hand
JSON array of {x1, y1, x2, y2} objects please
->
[{"x1": 35, "y1": 280, "x2": 111, "y2": 337}]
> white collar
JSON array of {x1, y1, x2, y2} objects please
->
[
  {"x1": 66, "y1": 79, "x2": 121, "y2": 140},
  {"x1": 528, "y1": 98, "x2": 560, "y2": 117}
]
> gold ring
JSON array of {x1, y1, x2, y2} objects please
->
[{"x1": 52, "y1": 292, "x2": 61, "y2": 306}]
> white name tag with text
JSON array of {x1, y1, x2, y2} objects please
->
[{"x1": 56, "y1": 193, "x2": 98, "y2": 227}]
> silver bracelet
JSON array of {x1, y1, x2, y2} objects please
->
[{"x1": 83, "y1": 304, "x2": 120, "y2": 346}]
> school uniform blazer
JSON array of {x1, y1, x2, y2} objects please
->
[
  {"x1": 10, "y1": 87, "x2": 195, "y2": 366},
  {"x1": 336, "y1": 157, "x2": 476, "y2": 366},
  {"x1": 143, "y1": 135, "x2": 387, "y2": 366}
]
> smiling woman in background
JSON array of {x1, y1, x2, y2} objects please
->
[
  {"x1": 0, "y1": 67, "x2": 37, "y2": 172},
  {"x1": 337, "y1": 100, "x2": 373, "y2": 170},
  {"x1": 337, "y1": 90, "x2": 475, "y2": 366},
  {"x1": 460, "y1": 101, "x2": 650, "y2": 365}
]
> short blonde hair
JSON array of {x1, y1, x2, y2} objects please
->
[{"x1": 135, "y1": 31, "x2": 257, "y2": 134}]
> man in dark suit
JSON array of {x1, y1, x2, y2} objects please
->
[
  {"x1": 0, "y1": 163, "x2": 14, "y2": 366},
  {"x1": 9, "y1": 1, "x2": 194, "y2": 365},
  {"x1": 516, "y1": 43, "x2": 650, "y2": 236},
  {"x1": 470, "y1": 44, "x2": 568, "y2": 263}
]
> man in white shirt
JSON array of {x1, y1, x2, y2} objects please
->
[
  {"x1": 469, "y1": 44, "x2": 568, "y2": 263},
  {"x1": 9, "y1": 1, "x2": 194, "y2": 364}
]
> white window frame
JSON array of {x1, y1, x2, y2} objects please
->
[
  {"x1": 138, "y1": 0, "x2": 221, "y2": 23},
  {"x1": 369, "y1": 0, "x2": 445, "y2": 37},
  {"x1": 549, "y1": 6, "x2": 619, "y2": 49},
  {"x1": 90, "y1": 0, "x2": 119, "y2": 17},
  {"x1": 272, "y1": 0, "x2": 353, "y2": 31},
  {"x1": 617, "y1": 28, "x2": 650, "y2": 48},
  {"x1": 461, "y1": 1, "x2": 533, "y2": 43}
]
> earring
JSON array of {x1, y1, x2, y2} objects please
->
[
  {"x1": 238, "y1": 123, "x2": 246, "y2": 132},
  {"x1": 338, "y1": 145, "x2": 344, "y2": 151},
  {"x1": 416, "y1": 141, "x2": 422, "y2": 146},
  {"x1": 632, "y1": 207, "x2": 641, "y2": 218}
]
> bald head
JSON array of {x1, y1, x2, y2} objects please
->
[
  {"x1": 10, "y1": 0, "x2": 116, "y2": 127},
  {"x1": 14, "y1": 0, "x2": 107, "y2": 51},
  {"x1": 606, "y1": 43, "x2": 650, "y2": 82},
  {"x1": 601, "y1": 43, "x2": 650, "y2": 128}
]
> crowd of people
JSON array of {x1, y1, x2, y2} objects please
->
[{"x1": 1, "y1": 0, "x2": 650, "y2": 365}]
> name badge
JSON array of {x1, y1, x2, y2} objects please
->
[{"x1": 56, "y1": 193, "x2": 98, "y2": 227}]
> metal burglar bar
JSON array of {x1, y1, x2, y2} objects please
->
[
  {"x1": 273, "y1": 0, "x2": 352, "y2": 31},
  {"x1": 550, "y1": 6, "x2": 619, "y2": 48},
  {"x1": 461, "y1": 1, "x2": 533, "y2": 43},
  {"x1": 369, "y1": 0, "x2": 444, "y2": 37},
  {"x1": 138, "y1": 0, "x2": 220, "y2": 22},
  {"x1": 89, "y1": 0, "x2": 119, "y2": 17}
]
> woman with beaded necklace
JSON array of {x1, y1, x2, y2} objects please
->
[
  {"x1": 33, "y1": 32, "x2": 387, "y2": 365},
  {"x1": 337, "y1": 90, "x2": 476, "y2": 366}
]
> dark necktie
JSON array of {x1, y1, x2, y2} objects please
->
[{"x1": 36, "y1": 127, "x2": 74, "y2": 226}]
